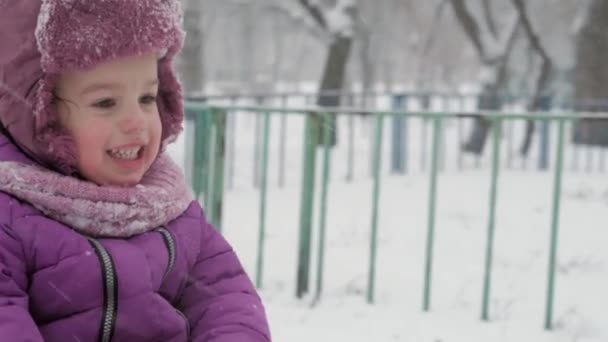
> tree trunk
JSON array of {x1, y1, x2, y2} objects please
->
[
  {"x1": 510, "y1": 0, "x2": 553, "y2": 157},
  {"x1": 180, "y1": 0, "x2": 204, "y2": 188},
  {"x1": 242, "y1": 2, "x2": 255, "y2": 91},
  {"x1": 573, "y1": 0, "x2": 608, "y2": 146},
  {"x1": 180, "y1": 0, "x2": 204, "y2": 94},
  {"x1": 317, "y1": 37, "x2": 353, "y2": 146},
  {"x1": 358, "y1": 30, "x2": 374, "y2": 109},
  {"x1": 449, "y1": 0, "x2": 518, "y2": 155},
  {"x1": 462, "y1": 84, "x2": 502, "y2": 154}
]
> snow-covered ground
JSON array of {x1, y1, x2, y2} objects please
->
[{"x1": 167, "y1": 98, "x2": 607, "y2": 341}]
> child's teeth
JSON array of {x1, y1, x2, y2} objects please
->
[{"x1": 109, "y1": 147, "x2": 140, "y2": 160}]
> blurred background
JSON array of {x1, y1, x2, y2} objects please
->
[
  {"x1": 171, "y1": 1, "x2": 608, "y2": 341},
  {"x1": 177, "y1": 0, "x2": 601, "y2": 108}
]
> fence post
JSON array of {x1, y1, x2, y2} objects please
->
[
  {"x1": 279, "y1": 94, "x2": 288, "y2": 187},
  {"x1": 457, "y1": 96, "x2": 464, "y2": 171},
  {"x1": 184, "y1": 109, "x2": 195, "y2": 189},
  {"x1": 572, "y1": 121, "x2": 580, "y2": 172},
  {"x1": 391, "y1": 94, "x2": 408, "y2": 174},
  {"x1": 601, "y1": 147, "x2": 606, "y2": 173},
  {"x1": 205, "y1": 118, "x2": 217, "y2": 222},
  {"x1": 545, "y1": 120, "x2": 566, "y2": 330},
  {"x1": 422, "y1": 115, "x2": 442, "y2": 311},
  {"x1": 586, "y1": 144, "x2": 594, "y2": 173},
  {"x1": 227, "y1": 96, "x2": 238, "y2": 190},
  {"x1": 440, "y1": 95, "x2": 447, "y2": 172},
  {"x1": 314, "y1": 112, "x2": 333, "y2": 303},
  {"x1": 346, "y1": 115, "x2": 355, "y2": 182},
  {"x1": 507, "y1": 119, "x2": 514, "y2": 169},
  {"x1": 253, "y1": 96, "x2": 264, "y2": 188},
  {"x1": 481, "y1": 118, "x2": 502, "y2": 321},
  {"x1": 421, "y1": 94, "x2": 430, "y2": 172},
  {"x1": 210, "y1": 108, "x2": 227, "y2": 232},
  {"x1": 367, "y1": 112, "x2": 384, "y2": 304},
  {"x1": 345, "y1": 92, "x2": 355, "y2": 182},
  {"x1": 256, "y1": 111, "x2": 272, "y2": 288},
  {"x1": 192, "y1": 108, "x2": 211, "y2": 204},
  {"x1": 297, "y1": 112, "x2": 320, "y2": 298},
  {"x1": 538, "y1": 97, "x2": 552, "y2": 171}
]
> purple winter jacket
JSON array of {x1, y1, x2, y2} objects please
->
[{"x1": 0, "y1": 134, "x2": 271, "y2": 341}]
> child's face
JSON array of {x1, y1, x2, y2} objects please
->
[{"x1": 55, "y1": 53, "x2": 162, "y2": 186}]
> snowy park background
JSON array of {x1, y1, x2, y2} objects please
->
[
  {"x1": 167, "y1": 93, "x2": 608, "y2": 342},
  {"x1": 175, "y1": 0, "x2": 608, "y2": 340}
]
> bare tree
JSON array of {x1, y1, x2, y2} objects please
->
[
  {"x1": 354, "y1": 0, "x2": 374, "y2": 107},
  {"x1": 450, "y1": 0, "x2": 553, "y2": 156},
  {"x1": 450, "y1": 0, "x2": 520, "y2": 155},
  {"x1": 298, "y1": 0, "x2": 359, "y2": 145},
  {"x1": 415, "y1": 0, "x2": 450, "y2": 89},
  {"x1": 572, "y1": 0, "x2": 608, "y2": 146},
  {"x1": 511, "y1": 0, "x2": 553, "y2": 156},
  {"x1": 180, "y1": 0, "x2": 205, "y2": 94}
]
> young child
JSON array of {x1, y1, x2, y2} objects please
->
[{"x1": 0, "y1": 0, "x2": 271, "y2": 341}]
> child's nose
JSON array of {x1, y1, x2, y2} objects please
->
[{"x1": 119, "y1": 109, "x2": 146, "y2": 134}]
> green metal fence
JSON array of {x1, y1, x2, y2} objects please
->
[{"x1": 184, "y1": 101, "x2": 608, "y2": 331}]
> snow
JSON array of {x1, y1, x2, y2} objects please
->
[
  {"x1": 166, "y1": 94, "x2": 607, "y2": 341},
  {"x1": 323, "y1": 0, "x2": 356, "y2": 37}
]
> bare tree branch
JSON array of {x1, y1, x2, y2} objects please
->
[
  {"x1": 355, "y1": 11, "x2": 373, "y2": 104},
  {"x1": 298, "y1": 0, "x2": 327, "y2": 29},
  {"x1": 482, "y1": 0, "x2": 498, "y2": 39},
  {"x1": 510, "y1": 0, "x2": 554, "y2": 156},
  {"x1": 495, "y1": 17, "x2": 521, "y2": 87},
  {"x1": 181, "y1": 0, "x2": 205, "y2": 93},
  {"x1": 421, "y1": 0, "x2": 448, "y2": 57},
  {"x1": 511, "y1": 0, "x2": 553, "y2": 109},
  {"x1": 452, "y1": 0, "x2": 521, "y2": 155},
  {"x1": 342, "y1": 0, "x2": 359, "y2": 32},
  {"x1": 570, "y1": 0, "x2": 593, "y2": 37},
  {"x1": 511, "y1": 0, "x2": 550, "y2": 64},
  {"x1": 449, "y1": 0, "x2": 486, "y2": 61},
  {"x1": 414, "y1": 0, "x2": 448, "y2": 86},
  {"x1": 262, "y1": 3, "x2": 329, "y2": 42},
  {"x1": 485, "y1": 13, "x2": 520, "y2": 65}
]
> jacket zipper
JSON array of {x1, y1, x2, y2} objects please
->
[
  {"x1": 159, "y1": 228, "x2": 190, "y2": 339},
  {"x1": 175, "y1": 308, "x2": 192, "y2": 339},
  {"x1": 88, "y1": 238, "x2": 118, "y2": 342},
  {"x1": 158, "y1": 226, "x2": 176, "y2": 280}
]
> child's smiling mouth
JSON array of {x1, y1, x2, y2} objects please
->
[{"x1": 107, "y1": 146, "x2": 143, "y2": 160}]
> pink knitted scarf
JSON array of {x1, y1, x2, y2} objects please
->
[{"x1": 0, "y1": 154, "x2": 193, "y2": 237}]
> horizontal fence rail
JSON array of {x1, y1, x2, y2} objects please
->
[{"x1": 188, "y1": 98, "x2": 608, "y2": 184}]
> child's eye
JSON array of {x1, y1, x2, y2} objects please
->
[
  {"x1": 92, "y1": 98, "x2": 116, "y2": 109},
  {"x1": 140, "y1": 94, "x2": 157, "y2": 105}
]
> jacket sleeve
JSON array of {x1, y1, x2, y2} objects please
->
[
  {"x1": 0, "y1": 223, "x2": 44, "y2": 341},
  {"x1": 177, "y1": 212, "x2": 271, "y2": 342}
]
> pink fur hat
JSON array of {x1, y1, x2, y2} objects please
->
[{"x1": 0, "y1": 0, "x2": 185, "y2": 174}]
